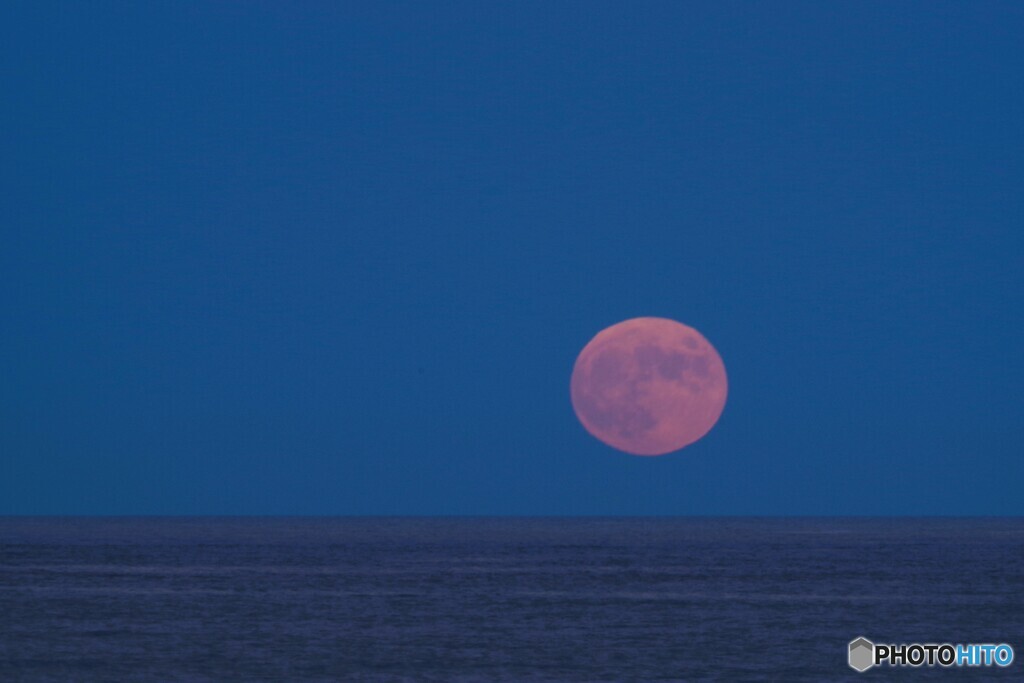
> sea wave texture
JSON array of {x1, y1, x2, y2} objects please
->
[{"x1": 1, "y1": 517, "x2": 1021, "y2": 681}]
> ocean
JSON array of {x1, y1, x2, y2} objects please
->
[{"x1": 1, "y1": 517, "x2": 1021, "y2": 681}]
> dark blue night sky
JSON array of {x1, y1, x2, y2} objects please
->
[{"x1": 2, "y1": 2, "x2": 1022, "y2": 515}]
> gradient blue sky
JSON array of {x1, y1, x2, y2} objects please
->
[{"x1": 2, "y1": 1, "x2": 1022, "y2": 515}]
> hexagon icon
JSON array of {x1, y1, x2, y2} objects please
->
[{"x1": 848, "y1": 637, "x2": 874, "y2": 672}]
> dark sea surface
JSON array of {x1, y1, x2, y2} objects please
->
[{"x1": 0, "y1": 517, "x2": 1021, "y2": 682}]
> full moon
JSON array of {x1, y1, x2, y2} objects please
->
[{"x1": 570, "y1": 317, "x2": 728, "y2": 456}]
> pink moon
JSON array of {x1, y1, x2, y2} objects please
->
[{"x1": 570, "y1": 317, "x2": 728, "y2": 456}]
